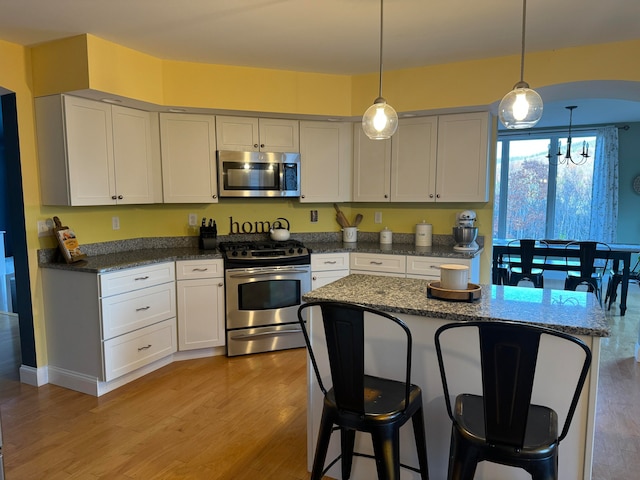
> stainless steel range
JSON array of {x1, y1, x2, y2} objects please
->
[{"x1": 219, "y1": 240, "x2": 311, "y2": 356}]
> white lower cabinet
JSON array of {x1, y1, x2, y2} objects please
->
[
  {"x1": 311, "y1": 253, "x2": 350, "y2": 289},
  {"x1": 176, "y1": 259, "x2": 225, "y2": 350},
  {"x1": 406, "y1": 255, "x2": 480, "y2": 283},
  {"x1": 104, "y1": 318, "x2": 177, "y2": 381},
  {"x1": 42, "y1": 262, "x2": 177, "y2": 396},
  {"x1": 350, "y1": 253, "x2": 407, "y2": 277}
]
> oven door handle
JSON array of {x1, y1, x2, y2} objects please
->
[
  {"x1": 231, "y1": 326, "x2": 304, "y2": 340},
  {"x1": 228, "y1": 269, "x2": 309, "y2": 278}
]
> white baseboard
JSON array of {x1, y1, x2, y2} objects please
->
[
  {"x1": 20, "y1": 347, "x2": 225, "y2": 396},
  {"x1": 19, "y1": 364, "x2": 48, "y2": 386}
]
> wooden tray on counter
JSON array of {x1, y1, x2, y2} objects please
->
[{"x1": 427, "y1": 281, "x2": 482, "y2": 302}]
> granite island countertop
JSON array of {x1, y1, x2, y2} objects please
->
[{"x1": 302, "y1": 274, "x2": 609, "y2": 337}]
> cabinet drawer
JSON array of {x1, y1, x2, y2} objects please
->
[
  {"x1": 99, "y1": 262, "x2": 175, "y2": 297},
  {"x1": 406, "y1": 256, "x2": 471, "y2": 279},
  {"x1": 176, "y1": 259, "x2": 223, "y2": 280},
  {"x1": 311, "y1": 253, "x2": 350, "y2": 272},
  {"x1": 101, "y1": 282, "x2": 176, "y2": 340},
  {"x1": 103, "y1": 318, "x2": 177, "y2": 381},
  {"x1": 350, "y1": 253, "x2": 406, "y2": 275}
]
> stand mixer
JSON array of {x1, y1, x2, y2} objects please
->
[{"x1": 453, "y1": 210, "x2": 479, "y2": 252}]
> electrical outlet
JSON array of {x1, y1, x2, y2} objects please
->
[
  {"x1": 112, "y1": 216, "x2": 120, "y2": 230},
  {"x1": 374, "y1": 212, "x2": 382, "y2": 224},
  {"x1": 37, "y1": 219, "x2": 54, "y2": 237},
  {"x1": 188, "y1": 213, "x2": 198, "y2": 226},
  {"x1": 310, "y1": 210, "x2": 318, "y2": 223}
]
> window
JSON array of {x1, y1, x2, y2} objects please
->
[{"x1": 493, "y1": 132, "x2": 596, "y2": 240}]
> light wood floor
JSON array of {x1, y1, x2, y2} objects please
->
[{"x1": 1, "y1": 283, "x2": 640, "y2": 479}]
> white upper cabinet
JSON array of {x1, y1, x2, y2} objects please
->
[
  {"x1": 299, "y1": 121, "x2": 352, "y2": 203},
  {"x1": 352, "y1": 124, "x2": 392, "y2": 202},
  {"x1": 160, "y1": 113, "x2": 218, "y2": 203},
  {"x1": 35, "y1": 95, "x2": 161, "y2": 206},
  {"x1": 390, "y1": 116, "x2": 438, "y2": 202},
  {"x1": 352, "y1": 112, "x2": 491, "y2": 203},
  {"x1": 436, "y1": 112, "x2": 491, "y2": 202},
  {"x1": 216, "y1": 116, "x2": 299, "y2": 152}
]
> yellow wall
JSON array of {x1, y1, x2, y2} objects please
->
[{"x1": 3, "y1": 34, "x2": 639, "y2": 366}]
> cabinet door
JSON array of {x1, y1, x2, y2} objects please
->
[
  {"x1": 300, "y1": 121, "x2": 352, "y2": 203},
  {"x1": 391, "y1": 117, "x2": 438, "y2": 202},
  {"x1": 160, "y1": 113, "x2": 218, "y2": 203},
  {"x1": 112, "y1": 106, "x2": 161, "y2": 204},
  {"x1": 436, "y1": 112, "x2": 490, "y2": 202},
  {"x1": 64, "y1": 96, "x2": 117, "y2": 205},
  {"x1": 312, "y1": 270, "x2": 349, "y2": 289},
  {"x1": 259, "y1": 118, "x2": 299, "y2": 152},
  {"x1": 177, "y1": 277, "x2": 225, "y2": 350},
  {"x1": 216, "y1": 116, "x2": 259, "y2": 151},
  {"x1": 352, "y1": 125, "x2": 392, "y2": 202}
]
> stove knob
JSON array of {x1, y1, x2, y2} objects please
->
[
  {"x1": 241, "y1": 250, "x2": 248, "y2": 256},
  {"x1": 297, "y1": 247, "x2": 304, "y2": 254},
  {"x1": 289, "y1": 248, "x2": 295, "y2": 254},
  {"x1": 231, "y1": 251, "x2": 238, "y2": 257}
]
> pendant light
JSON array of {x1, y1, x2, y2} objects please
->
[
  {"x1": 498, "y1": 0, "x2": 543, "y2": 129},
  {"x1": 362, "y1": 0, "x2": 398, "y2": 140}
]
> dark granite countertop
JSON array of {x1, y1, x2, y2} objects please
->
[
  {"x1": 38, "y1": 233, "x2": 482, "y2": 273},
  {"x1": 302, "y1": 274, "x2": 609, "y2": 337},
  {"x1": 305, "y1": 241, "x2": 482, "y2": 259},
  {"x1": 38, "y1": 247, "x2": 223, "y2": 273}
]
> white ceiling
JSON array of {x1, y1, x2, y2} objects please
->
[{"x1": 1, "y1": 0, "x2": 639, "y2": 127}]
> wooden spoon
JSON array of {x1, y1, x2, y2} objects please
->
[
  {"x1": 353, "y1": 214, "x2": 363, "y2": 227},
  {"x1": 335, "y1": 213, "x2": 350, "y2": 228}
]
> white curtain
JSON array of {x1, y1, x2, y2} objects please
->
[{"x1": 589, "y1": 126, "x2": 619, "y2": 242}]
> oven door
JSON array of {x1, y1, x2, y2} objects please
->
[{"x1": 225, "y1": 265, "x2": 311, "y2": 330}]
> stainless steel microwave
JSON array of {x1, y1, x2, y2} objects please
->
[{"x1": 217, "y1": 150, "x2": 300, "y2": 198}]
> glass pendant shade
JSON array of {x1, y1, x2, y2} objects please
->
[
  {"x1": 362, "y1": 97, "x2": 398, "y2": 139},
  {"x1": 498, "y1": 82, "x2": 544, "y2": 129}
]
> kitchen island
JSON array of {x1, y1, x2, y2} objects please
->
[{"x1": 301, "y1": 274, "x2": 608, "y2": 480}]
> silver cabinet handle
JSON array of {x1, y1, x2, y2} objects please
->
[
  {"x1": 134, "y1": 276, "x2": 150, "y2": 281},
  {"x1": 138, "y1": 344, "x2": 152, "y2": 351},
  {"x1": 370, "y1": 261, "x2": 383, "y2": 265},
  {"x1": 218, "y1": 282, "x2": 223, "y2": 287},
  {"x1": 136, "y1": 306, "x2": 151, "y2": 312},
  {"x1": 324, "y1": 261, "x2": 337, "y2": 264},
  {"x1": 193, "y1": 268, "x2": 208, "y2": 272}
]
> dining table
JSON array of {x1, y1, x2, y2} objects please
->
[{"x1": 492, "y1": 241, "x2": 640, "y2": 316}]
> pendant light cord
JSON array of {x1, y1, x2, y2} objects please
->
[
  {"x1": 378, "y1": 0, "x2": 384, "y2": 98},
  {"x1": 519, "y1": 0, "x2": 527, "y2": 83}
]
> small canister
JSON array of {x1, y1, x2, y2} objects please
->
[
  {"x1": 380, "y1": 227, "x2": 393, "y2": 245},
  {"x1": 415, "y1": 221, "x2": 432, "y2": 247}
]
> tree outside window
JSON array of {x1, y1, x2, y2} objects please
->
[{"x1": 493, "y1": 134, "x2": 596, "y2": 241}]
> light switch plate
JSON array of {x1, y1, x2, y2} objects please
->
[
  {"x1": 188, "y1": 213, "x2": 198, "y2": 226},
  {"x1": 374, "y1": 212, "x2": 382, "y2": 224},
  {"x1": 112, "y1": 216, "x2": 120, "y2": 230}
]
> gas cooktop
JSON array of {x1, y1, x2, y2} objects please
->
[{"x1": 218, "y1": 240, "x2": 310, "y2": 267}]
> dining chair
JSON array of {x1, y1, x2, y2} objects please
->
[
  {"x1": 434, "y1": 321, "x2": 592, "y2": 480},
  {"x1": 605, "y1": 255, "x2": 640, "y2": 310},
  {"x1": 563, "y1": 241, "x2": 611, "y2": 306},
  {"x1": 297, "y1": 301, "x2": 430, "y2": 480},
  {"x1": 507, "y1": 239, "x2": 547, "y2": 288}
]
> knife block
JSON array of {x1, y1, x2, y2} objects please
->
[{"x1": 199, "y1": 226, "x2": 217, "y2": 250}]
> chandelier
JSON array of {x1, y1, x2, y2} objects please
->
[{"x1": 547, "y1": 106, "x2": 590, "y2": 166}]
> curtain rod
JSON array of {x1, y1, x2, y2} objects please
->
[{"x1": 499, "y1": 124, "x2": 630, "y2": 137}]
